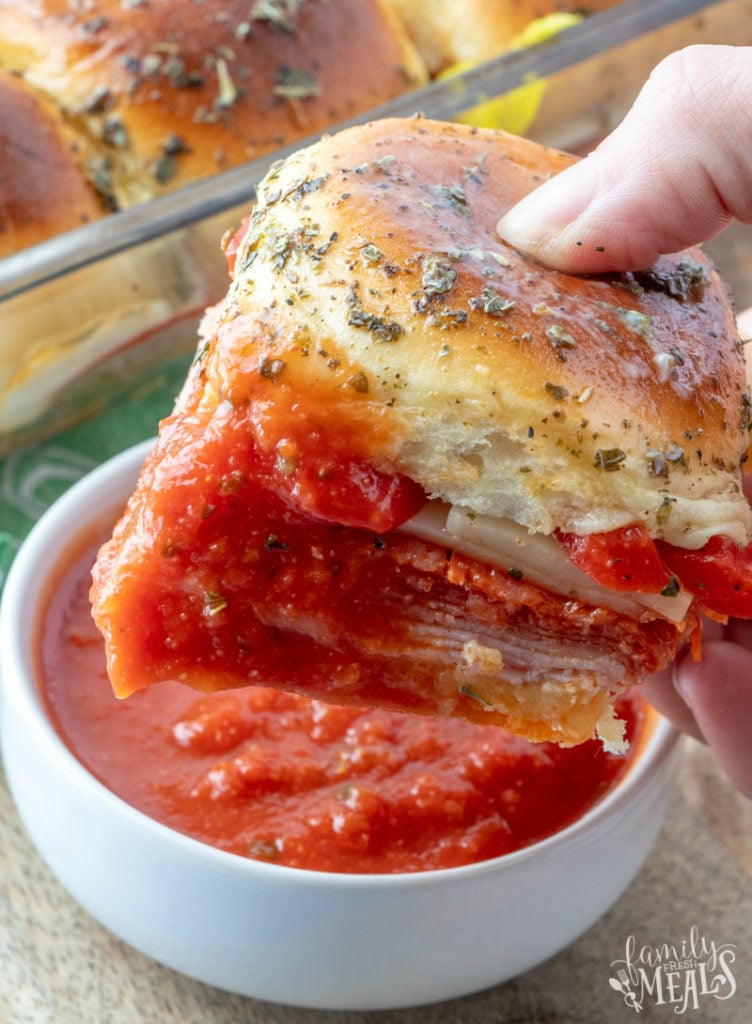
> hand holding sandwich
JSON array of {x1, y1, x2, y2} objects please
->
[{"x1": 498, "y1": 44, "x2": 752, "y2": 797}]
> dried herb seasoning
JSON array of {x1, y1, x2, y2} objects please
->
[
  {"x1": 656, "y1": 495, "x2": 676, "y2": 524},
  {"x1": 469, "y1": 287, "x2": 514, "y2": 317},
  {"x1": 273, "y1": 67, "x2": 320, "y2": 100},
  {"x1": 259, "y1": 357, "x2": 288, "y2": 380},
  {"x1": 421, "y1": 254, "x2": 457, "y2": 296},
  {"x1": 162, "y1": 133, "x2": 191, "y2": 156},
  {"x1": 101, "y1": 116, "x2": 129, "y2": 148},
  {"x1": 459, "y1": 684, "x2": 493, "y2": 708},
  {"x1": 594, "y1": 448, "x2": 627, "y2": 472},
  {"x1": 348, "y1": 310, "x2": 403, "y2": 343},
  {"x1": 203, "y1": 591, "x2": 229, "y2": 616},
  {"x1": 82, "y1": 15, "x2": 110, "y2": 36},
  {"x1": 216, "y1": 58, "x2": 238, "y2": 107},
  {"x1": 264, "y1": 534, "x2": 287, "y2": 550},
  {"x1": 81, "y1": 86, "x2": 114, "y2": 114},
  {"x1": 634, "y1": 260, "x2": 710, "y2": 303},
  {"x1": 617, "y1": 307, "x2": 655, "y2": 344},
  {"x1": 86, "y1": 156, "x2": 119, "y2": 212},
  {"x1": 154, "y1": 154, "x2": 177, "y2": 183},
  {"x1": 346, "y1": 372, "x2": 369, "y2": 393},
  {"x1": 361, "y1": 244, "x2": 384, "y2": 266},
  {"x1": 547, "y1": 324, "x2": 577, "y2": 355},
  {"x1": 252, "y1": 0, "x2": 307, "y2": 32},
  {"x1": 434, "y1": 182, "x2": 470, "y2": 216}
]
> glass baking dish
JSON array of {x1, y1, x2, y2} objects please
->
[{"x1": 0, "y1": 0, "x2": 745, "y2": 453}]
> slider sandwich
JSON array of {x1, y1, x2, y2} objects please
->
[{"x1": 91, "y1": 118, "x2": 752, "y2": 748}]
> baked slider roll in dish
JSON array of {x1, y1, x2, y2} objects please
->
[
  {"x1": 0, "y1": 0, "x2": 426, "y2": 215},
  {"x1": 0, "y1": 68, "x2": 104, "y2": 257},
  {"x1": 91, "y1": 117, "x2": 752, "y2": 748}
]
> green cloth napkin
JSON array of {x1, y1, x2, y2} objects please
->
[{"x1": 0, "y1": 353, "x2": 191, "y2": 590}]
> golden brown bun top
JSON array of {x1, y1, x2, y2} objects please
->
[
  {"x1": 190, "y1": 117, "x2": 751, "y2": 549},
  {"x1": 0, "y1": 68, "x2": 104, "y2": 256},
  {"x1": 0, "y1": 0, "x2": 427, "y2": 210},
  {"x1": 385, "y1": 0, "x2": 622, "y2": 73}
]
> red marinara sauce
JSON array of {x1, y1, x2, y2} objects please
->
[{"x1": 39, "y1": 538, "x2": 645, "y2": 875}]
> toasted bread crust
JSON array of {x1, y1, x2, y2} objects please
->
[
  {"x1": 205, "y1": 117, "x2": 751, "y2": 549},
  {"x1": 0, "y1": 68, "x2": 104, "y2": 256}
]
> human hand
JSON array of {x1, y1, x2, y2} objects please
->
[
  {"x1": 496, "y1": 44, "x2": 752, "y2": 274},
  {"x1": 643, "y1": 552, "x2": 752, "y2": 800},
  {"x1": 496, "y1": 49, "x2": 752, "y2": 795}
]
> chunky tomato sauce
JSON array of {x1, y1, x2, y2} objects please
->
[
  {"x1": 91, "y1": 402, "x2": 675, "y2": 752},
  {"x1": 40, "y1": 539, "x2": 644, "y2": 874},
  {"x1": 558, "y1": 524, "x2": 752, "y2": 619}
]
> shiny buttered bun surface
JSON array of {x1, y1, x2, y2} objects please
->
[
  {"x1": 385, "y1": 0, "x2": 623, "y2": 72},
  {"x1": 0, "y1": 68, "x2": 104, "y2": 257},
  {"x1": 0, "y1": 0, "x2": 427, "y2": 222},
  {"x1": 216, "y1": 117, "x2": 750, "y2": 550}
]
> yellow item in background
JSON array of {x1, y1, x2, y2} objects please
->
[{"x1": 440, "y1": 13, "x2": 583, "y2": 135}]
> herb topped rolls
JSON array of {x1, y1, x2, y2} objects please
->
[{"x1": 0, "y1": 0, "x2": 427, "y2": 248}]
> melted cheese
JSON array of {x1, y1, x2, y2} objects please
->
[{"x1": 401, "y1": 502, "x2": 694, "y2": 624}]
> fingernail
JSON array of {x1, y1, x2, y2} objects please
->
[
  {"x1": 671, "y1": 659, "x2": 686, "y2": 698},
  {"x1": 672, "y1": 652, "x2": 695, "y2": 705},
  {"x1": 496, "y1": 157, "x2": 598, "y2": 252}
]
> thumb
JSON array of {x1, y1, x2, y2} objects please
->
[
  {"x1": 674, "y1": 641, "x2": 752, "y2": 799},
  {"x1": 497, "y1": 45, "x2": 752, "y2": 274}
]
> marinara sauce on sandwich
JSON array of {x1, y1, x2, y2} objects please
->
[{"x1": 91, "y1": 118, "x2": 752, "y2": 749}]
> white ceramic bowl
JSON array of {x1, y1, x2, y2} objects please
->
[{"x1": 0, "y1": 439, "x2": 681, "y2": 1011}]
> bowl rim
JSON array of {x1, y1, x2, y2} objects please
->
[{"x1": 0, "y1": 438, "x2": 682, "y2": 890}]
